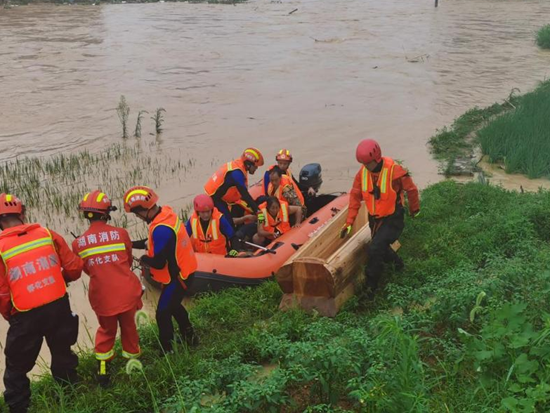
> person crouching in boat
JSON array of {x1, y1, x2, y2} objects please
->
[
  {"x1": 253, "y1": 197, "x2": 301, "y2": 246},
  {"x1": 186, "y1": 194, "x2": 240, "y2": 256},
  {"x1": 204, "y1": 148, "x2": 264, "y2": 229},
  {"x1": 264, "y1": 148, "x2": 315, "y2": 199},
  {"x1": 265, "y1": 166, "x2": 305, "y2": 223},
  {"x1": 123, "y1": 186, "x2": 198, "y2": 353},
  {"x1": 72, "y1": 190, "x2": 143, "y2": 388},
  {"x1": 340, "y1": 139, "x2": 420, "y2": 295}
]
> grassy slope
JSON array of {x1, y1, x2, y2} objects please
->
[
  {"x1": 429, "y1": 80, "x2": 550, "y2": 178},
  {"x1": 5, "y1": 181, "x2": 550, "y2": 412}
]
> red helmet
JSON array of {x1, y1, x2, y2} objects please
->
[
  {"x1": 194, "y1": 194, "x2": 214, "y2": 212},
  {"x1": 356, "y1": 139, "x2": 382, "y2": 164},
  {"x1": 241, "y1": 147, "x2": 264, "y2": 166},
  {"x1": 0, "y1": 193, "x2": 24, "y2": 216},
  {"x1": 276, "y1": 149, "x2": 293, "y2": 162},
  {"x1": 123, "y1": 186, "x2": 159, "y2": 213},
  {"x1": 79, "y1": 190, "x2": 113, "y2": 214}
]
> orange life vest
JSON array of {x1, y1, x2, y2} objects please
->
[
  {"x1": 361, "y1": 157, "x2": 400, "y2": 218},
  {"x1": 148, "y1": 206, "x2": 197, "y2": 284},
  {"x1": 0, "y1": 224, "x2": 66, "y2": 312},
  {"x1": 267, "y1": 174, "x2": 293, "y2": 203},
  {"x1": 259, "y1": 200, "x2": 291, "y2": 235},
  {"x1": 267, "y1": 165, "x2": 305, "y2": 205},
  {"x1": 204, "y1": 159, "x2": 248, "y2": 204},
  {"x1": 189, "y1": 208, "x2": 228, "y2": 255}
]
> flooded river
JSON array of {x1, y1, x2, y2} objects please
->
[{"x1": 1, "y1": 0, "x2": 550, "y2": 381}]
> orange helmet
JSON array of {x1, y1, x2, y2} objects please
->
[
  {"x1": 0, "y1": 193, "x2": 24, "y2": 217},
  {"x1": 276, "y1": 149, "x2": 293, "y2": 162},
  {"x1": 123, "y1": 186, "x2": 159, "y2": 213},
  {"x1": 193, "y1": 194, "x2": 214, "y2": 212},
  {"x1": 79, "y1": 190, "x2": 114, "y2": 215},
  {"x1": 241, "y1": 147, "x2": 264, "y2": 166}
]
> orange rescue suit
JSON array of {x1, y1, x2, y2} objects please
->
[
  {"x1": 267, "y1": 165, "x2": 305, "y2": 206},
  {"x1": 148, "y1": 206, "x2": 197, "y2": 284},
  {"x1": 72, "y1": 221, "x2": 143, "y2": 317},
  {"x1": 189, "y1": 208, "x2": 228, "y2": 255},
  {"x1": 204, "y1": 159, "x2": 248, "y2": 204},
  {"x1": 0, "y1": 224, "x2": 82, "y2": 314},
  {"x1": 346, "y1": 157, "x2": 420, "y2": 225},
  {"x1": 259, "y1": 200, "x2": 291, "y2": 236}
]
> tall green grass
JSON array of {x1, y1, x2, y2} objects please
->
[
  {"x1": 478, "y1": 80, "x2": 550, "y2": 178},
  {"x1": 536, "y1": 24, "x2": 550, "y2": 49},
  {"x1": 7, "y1": 181, "x2": 550, "y2": 412}
]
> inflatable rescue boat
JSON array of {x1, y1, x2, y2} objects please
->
[{"x1": 144, "y1": 164, "x2": 348, "y2": 295}]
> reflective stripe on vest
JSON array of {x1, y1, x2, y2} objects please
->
[
  {"x1": 78, "y1": 243, "x2": 126, "y2": 259},
  {"x1": 360, "y1": 157, "x2": 398, "y2": 218},
  {"x1": 0, "y1": 237, "x2": 53, "y2": 261},
  {"x1": 190, "y1": 210, "x2": 227, "y2": 255}
]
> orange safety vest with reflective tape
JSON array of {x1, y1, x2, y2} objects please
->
[
  {"x1": 361, "y1": 157, "x2": 400, "y2": 218},
  {"x1": 0, "y1": 224, "x2": 66, "y2": 312},
  {"x1": 189, "y1": 208, "x2": 228, "y2": 255},
  {"x1": 204, "y1": 159, "x2": 248, "y2": 204},
  {"x1": 148, "y1": 206, "x2": 197, "y2": 284},
  {"x1": 259, "y1": 200, "x2": 291, "y2": 235},
  {"x1": 267, "y1": 174, "x2": 294, "y2": 203},
  {"x1": 267, "y1": 165, "x2": 305, "y2": 206}
]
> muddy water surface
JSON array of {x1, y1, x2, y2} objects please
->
[{"x1": 1, "y1": 0, "x2": 550, "y2": 382}]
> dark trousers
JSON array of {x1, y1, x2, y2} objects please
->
[
  {"x1": 4, "y1": 295, "x2": 79, "y2": 413},
  {"x1": 366, "y1": 207, "x2": 405, "y2": 291},
  {"x1": 212, "y1": 198, "x2": 235, "y2": 231},
  {"x1": 156, "y1": 275, "x2": 194, "y2": 351}
]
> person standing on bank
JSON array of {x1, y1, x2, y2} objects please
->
[
  {"x1": 123, "y1": 186, "x2": 198, "y2": 353},
  {"x1": 0, "y1": 193, "x2": 83, "y2": 413},
  {"x1": 72, "y1": 190, "x2": 143, "y2": 387},
  {"x1": 340, "y1": 139, "x2": 420, "y2": 295}
]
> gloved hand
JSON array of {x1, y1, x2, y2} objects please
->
[
  {"x1": 412, "y1": 210, "x2": 421, "y2": 218},
  {"x1": 339, "y1": 224, "x2": 352, "y2": 239},
  {"x1": 228, "y1": 250, "x2": 239, "y2": 257},
  {"x1": 258, "y1": 213, "x2": 265, "y2": 224}
]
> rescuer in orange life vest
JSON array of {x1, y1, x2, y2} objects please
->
[
  {"x1": 204, "y1": 148, "x2": 264, "y2": 228},
  {"x1": 263, "y1": 149, "x2": 315, "y2": 201},
  {"x1": 340, "y1": 139, "x2": 420, "y2": 295},
  {"x1": 123, "y1": 186, "x2": 198, "y2": 353},
  {"x1": 185, "y1": 194, "x2": 240, "y2": 256},
  {"x1": 0, "y1": 193, "x2": 83, "y2": 413},
  {"x1": 253, "y1": 196, "x2": 301, "y2": 246},
  {"x1": 72, "y1": 190, "x2": 143, "y2": 387}
]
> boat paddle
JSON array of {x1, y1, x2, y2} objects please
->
[{"x1": 243, "y1": 241, "x2": 277, "y2": 255}]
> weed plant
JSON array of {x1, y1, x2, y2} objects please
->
[
  {"x1": 116, "y1": 95, "x2": 130, "y2": 139},
  {"x1": 536, "y1": 24, "x2": 550, "y2": 49},
  {"x1": 6, "y1": 181, "x2": 550, "y2": 412},
  {"x1": 152, "y1": 108, "x2": 166, "y2": 134}
]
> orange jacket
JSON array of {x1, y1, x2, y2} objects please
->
[
  {"x1": 266, "y1": 174, "x2": 294, "y2": 203},
  {"x1": 259, "y1": 201, "x2": 291, "y2": 235},
  {"x1": 266, "y1": 165, "x2": 305, "y2": 206},
  {"x1": 148, "y1": 206, "x2": 197, "y2": 284},
  {"x1": 204, "y1": 159, "x2": 248, "y2": 204},
  {"x1": 0, "y1": 224, "x2": 83, "y2": 320},
  {"x1": 189, "y1": 209, "x2": 228, "y2": 255},
  {"x1": 346, "y1": 158, "x2": 420, "y2": 225},
  {"x1": 72, "y1": 221, "x2": 142, "y2": 317}
]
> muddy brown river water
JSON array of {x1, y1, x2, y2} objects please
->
[{"x1": 1, "y1": 0, "x2": 550, "y2": 383}]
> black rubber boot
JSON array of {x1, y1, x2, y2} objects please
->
[{"x1": 97, "y1": 360, "x2": 111, "y2": 388}]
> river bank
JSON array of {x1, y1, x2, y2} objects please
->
[{"x1": 4, "y1": 180, "x2": 549, "y2": 412}]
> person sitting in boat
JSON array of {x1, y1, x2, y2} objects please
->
[
  {"x1": 263, "y1": 149, "x2": 315, "y2": 201},
  {"x1": 204, "y1": 148, "x2": 264, "y2": 229},
  {"x1": 253, "y1": 197, "x2": 301, "y2": 246},
  {"x1": 340, "y1": 139, "x2": 420, "y2": 296},
  {"x1": 265, "y1": 166, "x2": 306, "y2": 220},
  {"x1": 186, "y1": 194, "x2": 240, "y2": 256}
]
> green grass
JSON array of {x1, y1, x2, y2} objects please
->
[
  {"x1": 478, "y1": 80, "x2": 550, "y2": 178},
  {"x1": 6, "y1": 181, "x2": 550, "y2": 412},
  {"x1": 536, "y1": 24, "x2": 550, "y2": 49}
]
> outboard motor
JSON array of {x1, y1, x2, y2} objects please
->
[{"x1": 299, "y1": 163, "x2": 323, "y2": 193}]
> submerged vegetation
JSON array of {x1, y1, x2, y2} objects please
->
[
  {"x1": 536, "y1": 24, "x2": 550, "y2": 49},
  {"x1": 4, "y1": 181, "x2": 550, "y2": 412}
]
